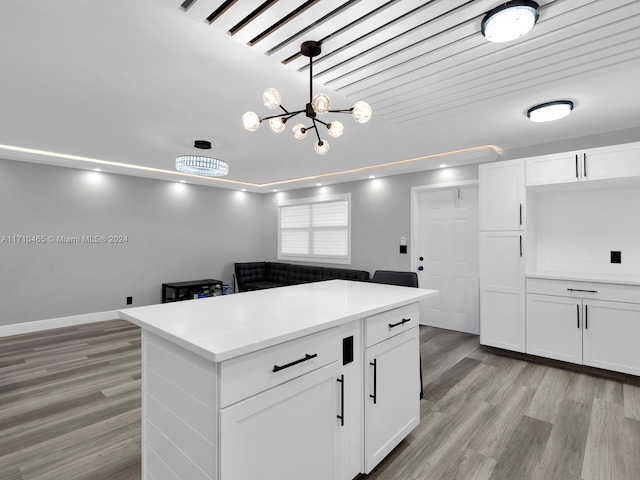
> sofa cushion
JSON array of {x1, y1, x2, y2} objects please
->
[
  {"x1": 234, "y1": 262, "x2": 267, "y2": 286},
  {"x1": 266, "y1": 262, "x2": 290, "y2": 284},
  {"x1": 287, "y1": 265, "x2": 325, "y2": 285},
  {"x1": 322, "y1": 267, "x2": 370, "y2": 282},
  {"x1": 241, "y1": 281, "x2": 285, "y2": 291}
]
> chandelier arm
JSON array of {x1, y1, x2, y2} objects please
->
[
  {"x1": 328, "y1": 108, "x2": 354, "y2": 114},
  {"x1": 309, "y1": 55, "x2": 313, "y2": 103},
  {"x1": 260, "y1": 110, "x2": 304, "y2": 122},
  {"x1": 279, "y1": 105, "x2": 290, "y2": 114},
  {"x1": 314, "y1": 118, "x2": 329, "y2": 126},
  {"x1": 311, "y1": 119, "x2": 322, "y2": 144}
]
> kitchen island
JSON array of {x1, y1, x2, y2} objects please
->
[{"x1": 119, "y1": 279, "x2": 438, "y2": 480}]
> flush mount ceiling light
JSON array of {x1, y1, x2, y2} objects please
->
[
  {"x1": 482, "y1": 1, "x2": 539, "y2": 43},
  {"x1": 175, "y1": 140, "x2": 229, "y2": 177},
  {"x1": 527, "y1": 100, "x2": 574, "y2": 122},
  {"x1": 242, "y1": 40, "x2": 372, "y2": 155}
]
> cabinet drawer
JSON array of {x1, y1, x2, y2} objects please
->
[
  {"x1": 364, "y1": 303, "x2": 419, "y2": 348},
  {"x1": 219, "y1": 327, "x2": 340, "y2": 407},
  {"x1": 527, "y1": 278, "x2": 640, "y2": 304}
]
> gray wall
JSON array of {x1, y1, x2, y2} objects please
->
[
  {"x1": 261, "y1": 165, "x2": 479, "y2": 273},
  {"x1": 0, "y1": 159, "x2": 265, "y2": 326}
]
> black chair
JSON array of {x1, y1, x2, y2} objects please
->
[
  {"x1": 371, "y1": 270, "x2": 424, "y2": 399},
  {"x1": 371, "y1": 270, "x2": 418, "y2": 288}
]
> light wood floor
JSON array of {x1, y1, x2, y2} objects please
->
[{"x1": 2, "y1": 321, "x2": 640, "y2": 479}]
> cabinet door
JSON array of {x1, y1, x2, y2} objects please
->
[
  {"x1": 525, "y1": 151, "x2": 580, "y2": 186},
  {"x1": 479, "y1": 160, "x2": 525, "y2": 231},
  {"x1": 526, "y1": 294, "x2": 582, "y2": 363},
  {"x1": 219, "y1": 362, "x2": 342, "y2": 480},
  {"x1": 364, "y1": 328, "x2": 420, "y2": 474},
  {"x1": 582, "y1": 143, "x2": 640, "y2": 181},
  {"x1": 480, "y1": 232, "x2": 526, "y2": 352},
  {"x1": 583, "y1": 300, "x2": 640, "y2": 376}
]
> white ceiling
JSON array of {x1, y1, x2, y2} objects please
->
[{"x1": 0, "y1": 0, "x2": 639, "y2": 191}]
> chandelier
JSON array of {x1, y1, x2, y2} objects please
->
[
  {"x1": 242, "y1": 41, "x2": 372, "y2": 155},
  {"x1": 175, "y1": 140, "x2": 229, "y2": 177}
]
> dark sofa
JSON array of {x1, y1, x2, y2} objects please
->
[{"x1": 234, "y1": 261, "x2": 370, "y2": 292}]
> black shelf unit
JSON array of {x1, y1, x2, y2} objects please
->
[{"x1": 162, "y1": 279, "x2": 223, "y2": 303}]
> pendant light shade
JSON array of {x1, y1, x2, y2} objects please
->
[
  {"x1": 527, "y1": 101, "x2": 574, "y2": 122},
  {"x1": 482, "y1": 1, "x2": 539, "y2": 43},
  {"x1": 175, "y1": 156, "x2": 229, "y2": 177}
]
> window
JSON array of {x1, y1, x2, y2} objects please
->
[{"x1": 278, "y1": 194, "x2": 351, "y2": 264}]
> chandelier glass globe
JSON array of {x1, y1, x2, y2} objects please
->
[
  {"x1": 292, "y1": 124, "x2": 307, "y2": 140},
  {"x1": 263, "y1": 88, "x2": 282, "y2": 109},
  {"x1": 352, "y1": 101, "x2": 373, "y2": 123},
  {"x1": 312, "y1": 94, "x2": 331, "y2": 114},
  {"x1": 269, "y1": 117, "x2": 286, "y2": 133},
  {"x1": 327, "y1": 121, "x2": 344, "y2": 138},
  {"x1": 314, "y1": 140, "x2": 330, "y2": 155},
  {"x1": 242, "y1": 112, "x2": 261, "y2": 131}
]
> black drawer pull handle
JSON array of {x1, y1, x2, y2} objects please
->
[
  {"x1": 273, "y1": 353, "x2": 317, "y2": 372},
  {"x1": 585, "y1": 305, "x2": 588, "y2": 329},
  {"x1": 337, "y1": 375, "x2": 344, "y2": 426},
  {"x1": 567, "y1": 288, "x2": 598, "y2": 294},
  {"x1": 389, "y1": 318, "x2": 411, "y2": 329},
  {"x1": 577, "y1": 304, "x2": 580, "y2": 329},
  {"x1": 370, "y1": 359, "x2": 377, "y2": 404},
  {"x1": 575, "y1": 154, "x2": 579, "y2": 178}
]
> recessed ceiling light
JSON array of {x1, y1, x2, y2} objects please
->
[
  {"x1": 482, "y1": 1, "x2": 539, "y2": 43},
  {"x1": 93, "y1": 168, "x2": 101, "y2": 172},
  {"x1": 369, "y1": 175, "x2": 375, "y2": 179},
  {"x1": 439, "y1": 164, "x2": 447, "y2": 168},
  {"x1": 527, "y1": 100, "x2": 574, "y2": 122},
  {"x1": 273, "y1": 189, "x2": 278, "y2": 192},
  {"x1": 180, "y1": 180, "x2": 186, "y2": 183},
  {"x1": 316, "y1": 183, "x2": 322, "y2": 186}
]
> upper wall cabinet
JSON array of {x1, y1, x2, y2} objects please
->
[
  {"x1": 526, "y1": 142, "x2": 640, "y2": 186},
  {"x1": 479, "y1": 160, "x2": 525, "y2": 231}
]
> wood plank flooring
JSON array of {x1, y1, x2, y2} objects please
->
[{"x1": 2, "y1": 321, "x2": 640, "y2": 479}]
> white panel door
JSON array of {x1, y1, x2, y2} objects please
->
[
  {"x1": 219, "y1": 363, "x2": 342, "y2": 480},
  {"x1": 479, "y1": 231, "x2": 526, "y2": 352},
  {"x1": 526, "y1": 294, "x2": 582, "y2": 364},
  {"x1": 582, "y1": 142, "x2": 640, "y2": 181},
  {"x1": 479, "y1": 160, "x2": 525, "y2": 231},
  {"x1": 364, "y1": 328, "x2": 420, "y2": 474},
  {"x1": 525, "y1": 151, "x2": 580, "y2": 186},
  {"x1": 583, "y1": 300, "x2": 640, "y2": 376},
  {"x1": 416, "y1": 186, "x2": 479, "y2": 334}
]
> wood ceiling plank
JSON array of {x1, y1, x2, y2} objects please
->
[
  {"x1": 379, "y1": 14, "x2": 640, "y2": 120},
  {"x1": 387, "y1": 40, "x2": 640, "y2": 124},
  {"x1": 275, "y1": 0, "x2": 397, "y2": 69},
  {"x1": 311, "y1": 0, "x2": 494, "y2": 84},
  {"x1": 344, "y1": 0, "x2": 639, "y2": 108},
  {"x1": 283, "y1": 0, "x2": 429, "y2": 71}
]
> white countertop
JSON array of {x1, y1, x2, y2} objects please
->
[
  {"x1": 119, "y1": 280, "x2": 438, "y2": 363},
  {"x1": 527, "y1": 271, "x2": 640, "y2": 286}
]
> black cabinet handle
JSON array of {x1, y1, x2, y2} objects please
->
[
  {"x1": 577, "y1": 304, "x2": 580, "y2": 328},
  {"x1": 575, "y1": 154, "x2": 579, "y2": 178},
  {"x1": 583, "y1": 153, "x2": 587, "y2": 178},
  {"x1": 389, "y1": 318, "x2": 411, "y2": 329},
  {"x1": 520, "y1": 236, "x2": 523, "y2": 257},
  {"x1": 337, "y1": 375, "x2": 344, "y2": 426},
  {"x1": 585, "y1": 305, "x2": 588, "y2": 329},
  {"x1": 273, "y1": 353, "x2": 317, "y2": 372},
  {"x1": 567, "y1": 288, "x2": 598, "y2": 294},
  {"x1": 370, "y1": 359, "x2": 377, "y2": 404},
  {"x1": 519, "y1": 203, "x2": 523, "y2": 225}
]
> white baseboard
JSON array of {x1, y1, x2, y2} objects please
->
[{"x1": 0, "y1": 310, "x2": 120, "y2": 338}]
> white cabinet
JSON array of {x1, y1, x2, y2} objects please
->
[
  {"x1": 363, "y1": 327, "x2": 420, "y2": 474},
  {"x1": 220, "y1": 362, "x2": 342, "y2": 480},
  {"x1": 479, "y1": 159, "x2": 525, "y2": 231},
  {"x1": 480, "y1": 231, "x2": 526, "y2": 352},
  {"x1": 526, "y1": 278, "x2": 640, "y2": 376},
  {"x1": 526, "y1": 142, "x2": 640, "y2": 186},
  {"x1": 526, "y1": 293, "x2": 582, "y2": 364},
  {"x1": 583, "y1": 299, "x2": 640, "y2": 376}
]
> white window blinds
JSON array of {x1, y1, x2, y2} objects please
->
[{"x1": 278, "y1": 194, "x2": 351, "y2": 264}]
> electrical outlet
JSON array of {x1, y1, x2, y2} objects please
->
[
  {"x1": 399, "y1": 245, "x2": 407, "y2": 254},
  {"x1": 126, "y1": 296, "x2": 133, "y2": 305},
  {"x1": 611, "y1": 251, "x2": 621, "y2": 264}
]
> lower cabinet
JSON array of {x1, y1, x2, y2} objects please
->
[
  {"x1": 363, "y1": 327, "x2": 420, "y2": 474},
  {"x1": 219, "y1": 362, "x2": 342, "y2": 480},
  {"x1": 526, "y1": 279, "x2": 640, "y2": 376}
]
